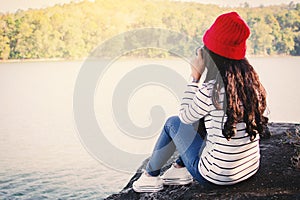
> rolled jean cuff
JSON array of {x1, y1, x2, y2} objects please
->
[
  {"x1": 145, "y1": 163, "x2": 160, "y2": 177},
  {"x1": 175, "y1": 157, "x2": 186, "y2": 167}
]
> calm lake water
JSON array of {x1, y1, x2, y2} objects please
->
[{"x1": 0, "y1": 57, "x2": 299, "y2": 199}]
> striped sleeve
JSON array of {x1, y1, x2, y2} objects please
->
[{"x1": 179, "y1": 81, "x2": 211, "y2": 124}]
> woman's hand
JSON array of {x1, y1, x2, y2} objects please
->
[{"x1": 190, "y1": 48, "x2": 205, "y2": 81}]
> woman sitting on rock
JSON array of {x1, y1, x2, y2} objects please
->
[{"x1": 133, "y1": 11, "x2": 268, "y2": 192}]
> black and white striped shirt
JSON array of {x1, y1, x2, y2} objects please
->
[{"x1": 179, "y1": 80, "x2": 260, "y2": 185}]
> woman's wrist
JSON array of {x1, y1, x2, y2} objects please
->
[
  {"x1": 191, "y1": 73, "x2": 201, "y2": 82},
  {"x1": 190, "y1": 74, "x2": 200, "y2": 83}
]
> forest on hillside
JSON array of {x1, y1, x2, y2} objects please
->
[{"x1": 0, "y1": 0, "x2": 300, "y2": 60}]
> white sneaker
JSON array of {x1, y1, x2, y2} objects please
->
[
  {"x1": 132, "y1": 172, "x2": 164, "y2": 193},
  {"x1": 160, "y1": 164, "x2": 193, "y2": 185}
]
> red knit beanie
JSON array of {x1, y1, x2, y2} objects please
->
[{"x1": 203, "y1": 12, "x2": 250, "y2": 60}]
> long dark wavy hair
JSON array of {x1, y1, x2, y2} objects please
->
[{"x1": 202, "y1": 46, "x2": 268, "y2": 141}]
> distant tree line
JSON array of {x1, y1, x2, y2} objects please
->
[{"x1": 0, "y1": 0, "x2": 300, "y2": 60}]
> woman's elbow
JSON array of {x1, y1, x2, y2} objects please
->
[{"x1": 178, "y1": 112, "x2": 190, "y2": 124}]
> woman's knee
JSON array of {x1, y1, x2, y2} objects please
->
[
  {"x1": 164, "y1": 116, "x2": 181, "y2": 133},
  {"x1": 165, "y1": 116, "x2": 180, "y2": 125}
]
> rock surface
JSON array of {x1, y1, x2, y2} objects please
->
[{"x1": 106, "y1": 123, "x2": 300, "y2": 200}]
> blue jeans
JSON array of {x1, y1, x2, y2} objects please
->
[{"x1": 146, "y1": 116, "x2": 207, "y2": 183}]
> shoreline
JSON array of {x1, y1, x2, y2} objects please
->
[
  {"x1": 0, "y1": 58, "x2": 85, "y2": 63},
  {"x1": 1, "y1": 55, "x2": 300, "y2": 64}
]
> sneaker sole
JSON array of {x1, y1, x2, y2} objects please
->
[
  {"x1": 132, "y1": 184, "x2": 164, "y2": 193},
  {"x1": 162, "y1": 177, "x2": 193, "y2": 185}
]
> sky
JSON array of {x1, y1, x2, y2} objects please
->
[
  {"x1": 188, "y1": 0, "x2": 300, "y2": 7},
  {"x1": 0, "y1": 0, "x2": 299, "y2": 13}
]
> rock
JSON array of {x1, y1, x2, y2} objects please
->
[{"x1": 106, "y1": 123, "x2": 300, "y2": 200}]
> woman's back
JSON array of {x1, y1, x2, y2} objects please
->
[{"x1": 179, "y1": 79, "x2": 261, "y2": 185}]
